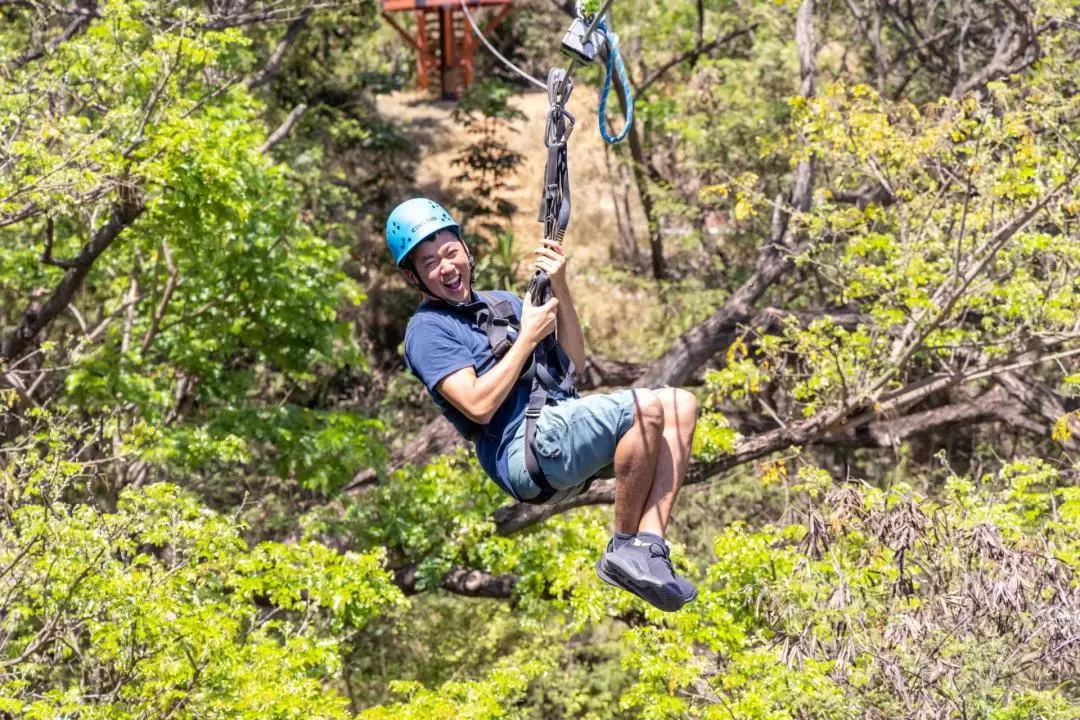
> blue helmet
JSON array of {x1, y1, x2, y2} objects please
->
[{"x1": 385, "y1": 198, "x2": 461, "y2": 267}]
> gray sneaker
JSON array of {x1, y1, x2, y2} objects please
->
[{"x1": 595, "y1": 533, "x2": 697, "y2": 612}]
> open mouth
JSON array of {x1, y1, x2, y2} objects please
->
[{"x1": 442, "y1": 274, "x2": 463, "y2": 293}]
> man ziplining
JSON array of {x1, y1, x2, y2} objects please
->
[
  {"x1": 386, "y1": 0, "x2": 699, "y2": 611},
  {"x1": 387, "y1": 199, "x2": 699, "y2": 612}
]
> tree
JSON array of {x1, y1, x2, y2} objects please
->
[
  {"x1": 0, "y1": 406, "x2": 403, "y2": 717},
  {"x1": 4, "y1": 0, "x2": 1080, "y2": 715}
]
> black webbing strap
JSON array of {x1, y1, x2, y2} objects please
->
[
  {"x1": 521, "y1": 335, "x2": 579, "y2": 504},
  {"x1": 537, "y1": 68, "x2": 575, "y2": 246},
  {"x1": 477, "y1": 294, "x2": 578, "y2": 505},
  {"x1": 473, "y1": 292, "x2": 518, "y2": 360}
]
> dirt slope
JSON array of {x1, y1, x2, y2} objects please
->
[
  {"x1": 377, "y1": 87, "x2": 656, "y2": 359},
  {"x1": 377, "y1": 87, "x2": 634, "y2": 267}
]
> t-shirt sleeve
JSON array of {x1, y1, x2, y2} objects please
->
[{"x1": 404, "y1": 316, "x2": 475, "y2": 393}]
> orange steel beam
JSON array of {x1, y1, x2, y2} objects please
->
[
  {"x1": 441, "y1": 7, "x2": 453, "y2": 70},
  {"x1": 381, "y1": 0, "x2": 508, "y2": 10},
  {"x1": 461, "y1": 3, "x2": 512, "y2": 86},
  {"x1": 480, "y1": 3, "x2": 512, "y2": 37},
  {"x1": 381, "y1": 0, "x2": 513, "y2": 93},
  {"x1": 440, "y1": 6, "x2": 455, "y2": 96},
  {"x1": 415, "y1": 10, "x2": 431, "y2": 89}
]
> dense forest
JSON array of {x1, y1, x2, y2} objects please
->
[{"x1": 2, "y1": 0, "x2": 1079, "y2": 717}]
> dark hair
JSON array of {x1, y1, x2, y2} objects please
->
[{"x1": 403, "y1": 229, "x2": 465, "y2": 272}]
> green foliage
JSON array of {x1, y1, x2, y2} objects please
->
[
  {"x1": 358, "y1": 647, "x2": 550, "y2": 720},
  {"x1": 691, "y1": 411, "x2": 741, "y2": 462},
  {"x1": 4, "y1": 1, "x2": 1080, "y2": 718},
  {"x1": 333, "y1": 453, "x2": 618, "y2": 619},
  {"x1": 451, "y1": 78, "x2": 526, "y2": 289},
  {"x1": 617, "y1": 461, "x2": 1080, "y2": 719},
  {"x1": 473, "y1": 227, "x2": 522, "y2": 292},
  {"x1": 156, "y1": 407, "x2": 386, "y2": 497},
  {"x1": 0, "y1": 452, "x2": 404, "y2": 718},
  {"x1": 0, "y1": 0, "x2": 375, "y2": 510}
]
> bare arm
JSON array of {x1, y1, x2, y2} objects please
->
[
  {"x1": 531, "y1": 240, "x2": 587, "y2": 372},
  {"x1": 551, "y1": 280, "x2": 586, "y2": 372},
  {"x1": 438, "y1": 295, "x2": 559, "y2": 425}
]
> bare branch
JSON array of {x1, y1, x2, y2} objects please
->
[
  {"x1": 1, "y1": 192, "x2": 145, "y2": 363},
  {"x1": 203, "y1": 3, "x2": 343, "y2": 29},
  {"x1": 5, "y1": 10, "x2": 92, "y2": 72},
  {"x1": 140, "y1": 240, "x2": 178, "y2": 354},
  {"x1": 41, "y1": 217, "x2": 80, "y2": 269},
  {"x1": 638, "y1": 25, "x2": 759, "y2": 95},
  {"x1": 950, "y1": 3, "x2": 1042, "y2": 97},
  {"x1": 247, "y1": 5, "x2": 312, "y2": 90},
  {"x1": 120, "y1": 273, "x2": 139, "y2": 354},
  {"x1": 259, "y1": 103, "x2": 307, "y2": 153},
  {"x1": 0, "y1": 203, "x2": 41, "y2": 230}
]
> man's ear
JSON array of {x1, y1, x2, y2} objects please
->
[{"x1": 402, "y1": 267, "x2": 419, "y2": 287}]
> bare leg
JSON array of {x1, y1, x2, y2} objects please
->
[
  {"x1": 612, "y1": 389, "x2": 665, "y2": 535},
  {"x1": 638, "y1": 388, "x2": 698, "y2": 536}
]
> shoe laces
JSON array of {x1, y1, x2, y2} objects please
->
[{"x1": 648, "y1": 540, "x2": 675, "y2": 573}]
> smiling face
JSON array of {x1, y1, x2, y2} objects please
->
[{"x1": 408, "y1": 230, "x2": 471, "y2": 304}]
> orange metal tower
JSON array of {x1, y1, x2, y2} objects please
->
[{"x1": 381, "y1": 0, "x2": 514, "y2": 98}]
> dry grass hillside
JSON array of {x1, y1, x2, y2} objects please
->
[{"x1": 376, "y1": 86, "x2": 667, "y2": 361}]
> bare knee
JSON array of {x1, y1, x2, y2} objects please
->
[
  {"x1": 657, "y1": 388, "x2": 698, "y2": 434},
  {"x1": 675, "y1": 388, "x2": 698, "y2": 431},
  {"x1": 631, "y1": 389, "x2": 665, "y2": 438}
]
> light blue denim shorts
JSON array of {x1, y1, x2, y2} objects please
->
[{"x1": 505, "y1": 388, "x2": 637, "y2": 504}]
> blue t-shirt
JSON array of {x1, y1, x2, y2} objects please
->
[{"x1": 403, "y1": 290, "x2": 567, "y2": 494}]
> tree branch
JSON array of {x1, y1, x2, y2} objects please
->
[
  {"x1": 633, "y1": 0, "x2": 817, "y2": 388},
  {"x1": 247, "y1": 6, "x2": 312, "y2": 90},
  {"x1": 5, "y1": 7, "x2": 93, "y2": 72},
  {"x1": 1, "y1": 192, "x2": 145, "y2": 363},
  {"x1": 638, "y1": 24, "x2": 759, "y2": 95},
  {"x1": 259, "y1": 103, "x2": 307, "y2": 153},
  {"x1": 950, "y1": 3, "x2": 1041, "y2": 98},
  {"x1": 0, "y1": 203, "x2": 41, "y2": 230},
  {"x1": 41, "y1": 217, "x2": 79, "y2": 269},
  {"x1": 203, "y1": 3, "x2": 342, "y2": 29},
  {"x1": 394, "y1": 564, "x2": 516, "y2": 598},
  {"x1": 140, "y1": 240, "x2": 178, "y2": 354},
  {"x1": 492, "y1": 341, "x2": 1078, "y2": 536}
]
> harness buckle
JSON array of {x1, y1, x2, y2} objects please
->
[{"x1": 491, "y1": 338, "x2": 513, "y2": 360}]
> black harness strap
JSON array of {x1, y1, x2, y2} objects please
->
[
  {"x1": 474, "y1": 294, "x2": 518, "y2": 361},
  {"x1": 537, "y1": 67, "x2": 575, "y2": 246},
  {"x1": 522, "y1": 336, "x2": 579, "y2": 504}
]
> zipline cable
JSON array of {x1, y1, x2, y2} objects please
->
[{"x1": 458, "y1": 0, "x2": 547, "y2": 91}]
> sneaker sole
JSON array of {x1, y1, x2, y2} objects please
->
[{"x1": 595, "y1": 556, "x2": 692, "y2": 612}]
